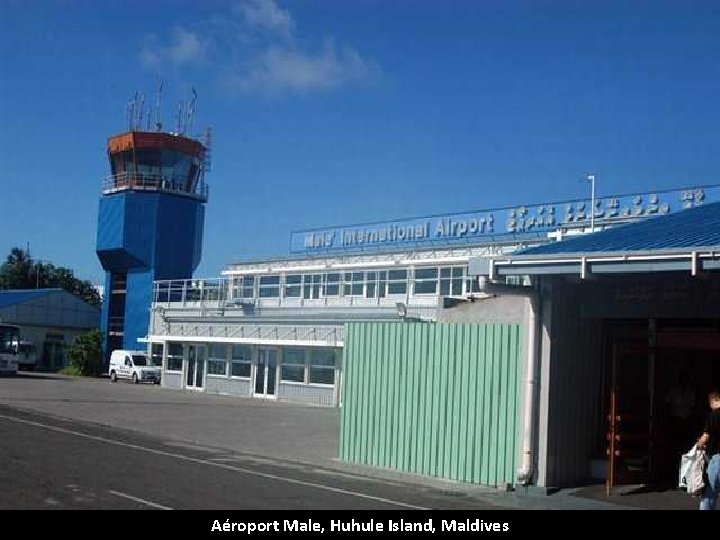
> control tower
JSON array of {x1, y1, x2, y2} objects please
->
[{"x1": 96, "y1": 94, "x2": 210, "y2": 361}]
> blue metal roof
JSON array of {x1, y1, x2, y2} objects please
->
[
  {"x1": 518, "y1": 202, "x2": 720, "y2": 256},
  {"x1": 0, "y1": 289, "x2": 60, "y2": 309}
]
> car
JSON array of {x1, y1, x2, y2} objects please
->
[{"x1": 108, "y1": 349, "x2": 161, "y2": 384}]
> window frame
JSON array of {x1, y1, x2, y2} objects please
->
[
  {"x1": 230, "y1": 344, "x2": 252, "y2": 379},
  {"x1": 166, "y1": 343, "x2": 183, "y2": 372},
  {"x1": 280, "y1": 348, "x2": 307, "y2": 384},
  {"x1": 207, "y1": 343, "x2": 229, "y2": 377},
  {"x1": 308, "y1": 348, "x2": 337, "y2": 386}
]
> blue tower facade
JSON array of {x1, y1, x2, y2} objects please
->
[{"x1": 96, "y1": 131, "x2": 208, "y2": 360}]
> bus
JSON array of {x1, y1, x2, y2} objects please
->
[
  {"x1": 14, "y1": 339, "x2": 37, "y2": 370},
  {"x1": 0, "y1": 324, "x2": 20, "y2": 375}
]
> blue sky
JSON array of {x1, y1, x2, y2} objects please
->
[{"x1": 2, "y1": 0, "x2": 720, "y2": 284}]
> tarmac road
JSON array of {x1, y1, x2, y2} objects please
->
[{"x1": 0, "y1": 405, "x2": 507, "y2": 510}]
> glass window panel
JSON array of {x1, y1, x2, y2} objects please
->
[
  {"x1": 366, "y1": 283, "x2": 376, "y2": 298},
  {"x1": 440, "y1": 280, "x2": 450, "y2": 295},
  {"x1": 167, "y1": 343, "x2": 183, "y2": 371},
  {"x1": 285, "y1": 285, "x2": 301, "y2": 298},
  {"x1": 415, "y1": 268, "x2": 438, "y2": 279},
  {"x1": 414, "y1": 280, "x2": 438, "y2": 294},
  {"x1": 231, "y1": 362, "x2": 251, "y2": 378},
  {"x1": 208, "y1": 359, "x2": 227, "y2": 375},
  {"x1": 150, "y1": 343, "x2": 163, "y2": 366},
  {"x1": 309, "y1": 367, "x2": 335, "y2": 385},
  {"x1": 286, "y1": 275, "x2": 301, "y2": 284},
  {"x1": 284, "y1": 348, "x2": 306, "y2": 365},
  {"x1": 260, "y1": 276, "x2": 280, "y2": 285},
  {"x1": 388, "y1": 270, "x2": 407, "y2": 281},
  {"x1": 325, "y1": 284, "x2": 339, "y2": 296},
  {"x1": 453, "y1": 267, "x2": 464, "y2": 277},
  {"x1": 440, "y1": 268, "x2": 451, "y2": 278},
  {"x1": 281, "y1": 365, "x2": 305, "y2": 382},
  {"x1": 311, "y1": 349, "x2": 336, "y2": 367},
  {"x1": 232, "y1": 345, "x2": 251, "y2": 361},
  {"x1": 452, "y1": 278, "x2": 463, "y2": 295},
  {"x1": 387, "y1": 282, "x2": 407, "y2": 295},
  {"x1": 259, "y1": 287, "x2": 279, "y2": 298},
  {"x1": 208, "y1": 344, "x2": 227, "y2": 360},
  {"x1": 167, "y1": 357, "x2": 183, "y2": 371}
]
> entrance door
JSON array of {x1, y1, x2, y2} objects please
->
[
  {"x1": 254, "y1": 348, "x2": 277, "y2": 398},
  {"x1": 186, "y1": 344, "x2": 206, "y2": 390},
  {"x1": 606, "y1": 341, "x2": 651, "y2": 493}
]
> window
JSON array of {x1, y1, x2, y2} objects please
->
[
  {"x1": 303, "y1": 274, "x2": 321, "y2": 299},
  {"x1": 324, "y1": 273, "x2": 341, "y2": 296},
  {"x1": 440, "y1": 267, "x2": 464, "y2": 296},
  {"x1": 259, "y1": 275, "x2": 280, "y2": 298},
  {"x1": 366, "y1": 272, "x2": 377, "y2": 298},
  {"x1": 387, "y1": 269, "x2": 407, "y2": 295},
  {"x1": 150, "y1": 343, "x2": 163, "y2": 367},
  {"x1": 207, "y1": 344, "x2": 228, "y2": 376},
  {"x1": 414, "y1": 267, "x2": 438, "y2": 294},
  {"x1": 167, "y1": 343, "x2": 183, "y2": 371},
  {"x1": 131, "y1": 355, "x2": 148, "y2": 366},
  {"x1": 309, "y1": 349, "x2": 336, "y2": 385},
  {"x1": 232, "y1": 276, "x2": 255, "y2": 300},
  {"x1": 466, "y1": 277, "x2": 481, "y2": 292},
  {"x1": 281, "y1": 348, "x2": 306, "y2": 383},
  {"x1": 343, "y1": 272, "x2": 364, "y2": 296},
  {"x1": 231, "y1": 345, "x2": 251, "y2": 378},
  {"x1": 284, "y1": 274, "x2": 301, "y2": 298}
]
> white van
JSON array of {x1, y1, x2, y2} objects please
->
[{"x1": 109, "y1": 350, "x2": 161, "y2": 384}]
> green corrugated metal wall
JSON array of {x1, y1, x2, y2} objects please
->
[{"x1": 340, "y1": 322, "x2": 522, "y2": 487}]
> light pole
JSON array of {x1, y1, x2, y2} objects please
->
[
  {"x1": 33, "y1": 260, "x2": 51, "y2": 289},
  {"x1": 586, "y1": 173, "x2": 596, "y2": 231}
]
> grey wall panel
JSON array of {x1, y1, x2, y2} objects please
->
[
  {"x1": 438, "y1": 295, "x2": 527, "y2": 324},
  {"x1": 205, "y1": 377, "x2": 252, "y2": 397},
  {"x1": 277, "y1": 383, "x2": 335, "y2": 407},
  {"x1": 543, "y1": 280, "x2": 605, "y2": 488},
  {"x1": 162, "y1": 372, "x2": 183, "y2": 389}
]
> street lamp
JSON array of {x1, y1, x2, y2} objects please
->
[
  {"x1": 585, "y1": 173, "x2": 596, "y2": 231},
  {"x1": 33, "y1": 260, "x2": 52, "y2": 289}
]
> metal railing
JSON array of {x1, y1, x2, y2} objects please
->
[
  {"x1": 101, "y1": 172, "x2": 209, "y2": 200},
  {"x1": 153, "y1": 277, "x2": 442, "y2": 322},
  {"x1": 157, "y1": 322, "x2": 344, "y2": 345},
  {"x1": 154, "y1": 278, "x2": 228, "y2": 305}
]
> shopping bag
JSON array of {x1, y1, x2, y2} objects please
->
[
  {"x1": 684, "y1": 446, "x2": 707, "y2": 496},
  {"x1": 678, "y1": 447, "x2": 694, "y2": 489}
]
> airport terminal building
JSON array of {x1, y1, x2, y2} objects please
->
[{"x1": 146, "y1": 184, "x2": 720, "y2": 490}]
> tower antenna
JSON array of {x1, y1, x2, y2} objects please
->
[
  {"x1": 154, "y1": 79, "x2": 164, "y2": 132},
  {"x1": 186, "y1": 87, "x2": 197, "y2": 136},
  {"x1": 137, "y1": 92, "x2": 145, "y2": 131}
]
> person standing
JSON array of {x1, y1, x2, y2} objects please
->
[{"x1": 697, "y1": 390, "x2": 720, "y2": 510}]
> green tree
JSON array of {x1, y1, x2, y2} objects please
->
[
  {"x1": 0, "y1": 247, "x2": 101, "y2": 307},
  {"x1": 65, "y1": 329, "x2": 103, "y2": 376},
  {"x1": 0, "y1": 247, "x2": 34, "y2": 289}
]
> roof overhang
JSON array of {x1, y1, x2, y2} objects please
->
[{"x1": 469, "y1": 246, "x2": 720, "y2": 280}]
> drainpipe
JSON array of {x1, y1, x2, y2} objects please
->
[{"x1": 478, "y1": 279, "x2": 541, "y2": 486}]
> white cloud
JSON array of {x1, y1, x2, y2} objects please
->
[
  {"x1": 140, "y1": 28, "x2": 206, "y2": 69},
  {"x1": 230, "y1": 41, "x2": 378, "y2": 94},
  {"x1": 139, "y1": 2, "x2": 379, "y2": 96},
  {"x1": 236, "y1": 0, "x2": 294, "y2": 39}
]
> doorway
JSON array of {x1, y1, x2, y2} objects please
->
[
  {"x1": 605, "y1": 320, "x2": 720, "y2": 491},
  {"x1": 185, "y1": 344, "x2": 206, "y2": 390},
  {"x1": 254, "y1": 348, "x2": 277, "y2": 398}
]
